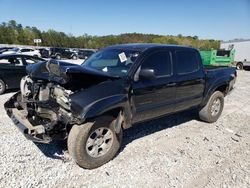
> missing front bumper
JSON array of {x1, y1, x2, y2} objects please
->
[{"x1": 4, "y1": 93, "x2": 52, "y2": 143}]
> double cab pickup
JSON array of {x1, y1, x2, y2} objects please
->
[{"x1": 5, "y1": 44, "x2": 236, "y2": 169}]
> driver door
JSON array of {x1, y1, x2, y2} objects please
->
[{"x1": 131, "y1": 50, "x2": 176, "y2": 123}]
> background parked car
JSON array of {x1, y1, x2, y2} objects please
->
[
  {"x1": 0, "y1": 54, "x2": 44, "y2": 94},
  {"x1": 78, "y1": 49, "x2": 96, "y2": 59},
  {"x1": 0, "y1": 47, "x2": 15, "y2": 54},
  {"x1": 38, "y1": 48, "x2": 51, "y2": 58},
  {"x1": 50, "y1": 47, "x2": 78, "y2": 60},
  {"x1": 2, "y1": 47, "x2": 41, "y2": 57}
]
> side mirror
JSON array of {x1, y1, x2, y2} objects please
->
[{"x1": 139, "y1": 68, "x2": 156, "y2": 80}]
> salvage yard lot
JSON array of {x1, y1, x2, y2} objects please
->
[{"x1": 0, "y1": 71, "x2": 249, "y2": 187}]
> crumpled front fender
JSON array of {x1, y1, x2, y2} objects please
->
[{"x1": 72, "y1": 94, "x2": 131, "y2": 125}]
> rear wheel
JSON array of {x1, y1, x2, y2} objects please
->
[
  {"x1": 56, "y1": 54, "x2": 61, "y2": 60},
  {"x1": 236, "y1": 62, "x2": 243, "y2": 70},
  {"x1": 72, "y1": 55, "x2": 77, "y2": 60},
  {"x1": 199, "y1": 91, "x2": 224, "y2": 123},
  {"x1": 0, "y1": 79, "x2": 6, "y2": 95},
  {"x1": 68, "y1": 116, "x2": 123, "y2": 169}
]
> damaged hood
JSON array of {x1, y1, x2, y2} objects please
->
[{"x1": 26, "y1": 60, "x2": 120, "y2": 90}]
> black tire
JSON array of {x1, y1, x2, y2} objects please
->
[
  {"x1": 0, "y1": 79, "x2": 6, "y2": 95},
  {"x1": 72, "y1": 55, "x2": 77, "y2": 60},
  {"x1": 199, "y1": 91, "x2": 224, "y2": 123},
  {"x1": 236, "y1": 62, "x2": 243, "y2": 70},
  {"x1": 68, "y1": 116, "x2": 123, "y2": 169},
  {"x1": 56, "y1": 54, "x2": 61, "y2": 60}
]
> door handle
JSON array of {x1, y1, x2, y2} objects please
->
[{"x1": 166, "y1": 82, "x2": 176, "y2": 87}]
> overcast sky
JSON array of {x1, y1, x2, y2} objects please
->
[{"x1": 0, "y1": 0, "x2": 249, "y2": 40}]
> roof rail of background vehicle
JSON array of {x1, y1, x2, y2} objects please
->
[{"x1": 105, "y1": 43, "x2": 196, "y2": 51}]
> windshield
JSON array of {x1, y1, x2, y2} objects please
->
[
  {"x1": 82, "y1": 49, "x2": 140, "y2": 77},
  {"x1": 8, "y1": 48, "x2": 19, "y2": 52}
]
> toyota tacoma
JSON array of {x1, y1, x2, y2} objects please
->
[{"x1": 5, "y1": 44, "x2": 237, "y2": 169}]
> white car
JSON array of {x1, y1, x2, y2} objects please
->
[{"x1": 3, "y1": 47, "x2": 41, "y2": 57}]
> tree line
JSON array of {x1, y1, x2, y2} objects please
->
[{"x1": 0, "y1": 20, "x2": 220, "y2": 50}]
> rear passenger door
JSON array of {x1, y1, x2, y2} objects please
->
[
  {"x1": 132, "y1": 50, "x2": 176, "y2": 123},
  {"x1": 174, "y1": 49, "x2": 205, "y2": 112}
]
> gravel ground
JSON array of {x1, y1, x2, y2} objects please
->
[{"x1": 0, "y1": 71, "x2": 250, "y2": 188}]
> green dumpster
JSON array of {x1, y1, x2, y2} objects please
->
[{"x1": 199, "y1": 49, "x2": 235, "y2": 66}]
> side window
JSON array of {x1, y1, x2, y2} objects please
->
[
  {"x1": 21, "y1": 49, "x2": 29, "y2": 52},
  {"x1": 0, "y1": 57, "x2": 23, "y2": 66},
  {"x1": 176, "y1": 50, "x2": 199, "y2": 74},
  {"x1": 24, "y1": 57, "x2": 39, "y2": 64},
  {"x1": 14, "y1": 57, "x2": 23, "y2": 65},
  {"x1": 0, "y1": 58, "x2": 10, "y2": 64},
  {"x1": 141, "y1": 51, "x2": 172, "y2": 77}
]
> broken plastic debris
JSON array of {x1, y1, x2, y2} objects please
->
[{"x1": 225, "y1": 128, "x2": 234, "y2": 133}]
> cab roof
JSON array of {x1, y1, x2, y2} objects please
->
[{"x1": 105, "y1": 43, "x2": 195, "y2": 52}]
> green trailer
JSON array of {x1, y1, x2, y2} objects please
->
[{"x1": 199, "y1": 49, "x2": 235, "y2": 66}]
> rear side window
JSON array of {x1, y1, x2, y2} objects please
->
[
  {"x1": 176, "y1": 50, "x2": 199, "y2": 74},
  {"x1": 0, "y1": 57, "x2": 23, "y2": 65},
  {"x1": 21, "y1": 49, "x2": 32, "y2": 52},
  {"x1": 0, "y1": 58, "x2": 9, "y2": 64},
  {"x1": 24, "y1": 57, "x2": 41, "y2": 64},
  {"x1": 142, "y1": 51, "x2": 172, "y2": 77}
]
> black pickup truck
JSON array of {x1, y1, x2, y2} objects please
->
[{"x1": 5, "y1": 44, "x2": 236, "y2": 169}]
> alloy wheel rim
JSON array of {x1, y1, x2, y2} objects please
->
[
  {"x1": 211, "y1": 98, "x2": 221, "y2": 116},
  {"x1": 86, "y1": 127, "x2": 114, "y2": 158}
]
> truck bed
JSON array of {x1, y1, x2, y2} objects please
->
[{"x1": 204, "y1": 65, "x2": 235, "y2": 70}]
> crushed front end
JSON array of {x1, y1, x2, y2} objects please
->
[
  {"x1": 4, "y1": 60, "x2": 120, "y2": 143},
  {"x1": 4, "y1": 76, "x2": 75, "y2": 143}
]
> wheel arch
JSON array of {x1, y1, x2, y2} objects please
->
[
  {"x1": 214, "y1": 84, "x2": 229, "y2": 96},
  {"x1": 76, "y1": 95, "x2": 132, "y2": 129},
  {"x1": 0, "y1": 76, "x2": 7, "y2": 87},
  {"x1": 71, "y1": 53, "x2": 77, "y2": 58},
  {"x1": 202, "y1": 82, "x2": 229, "y2": 107},
  {"x1": 55, "y1": 53, "x2": 61, "y2": 57}
]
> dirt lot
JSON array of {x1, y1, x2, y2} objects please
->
[{"x1": 0, "y1": 70, "x2": 249, "y2": 188}]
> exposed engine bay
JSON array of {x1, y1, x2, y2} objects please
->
[
  {"x1": 4, "y1": 60, "x2": 122, "y2": 143},
  {"x1": 13, "y1": 75, "x2": 74, "y2": 142}
]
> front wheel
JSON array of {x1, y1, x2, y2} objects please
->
[
  {"x1": 199, "y1": 91, "x2": 224, "y2": 123},
  {"x1": 68, "y1": 116, "x2": 123, "y2": 169}
]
